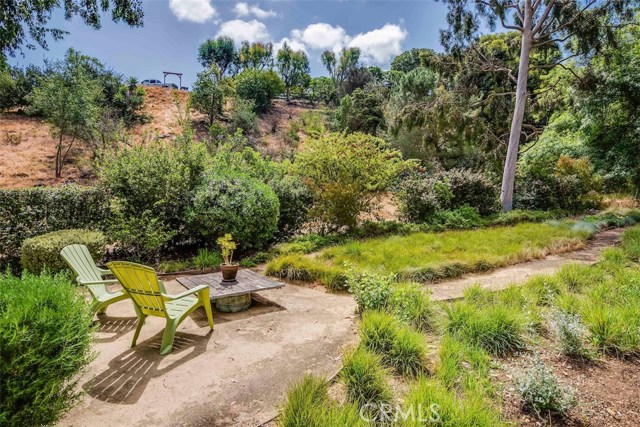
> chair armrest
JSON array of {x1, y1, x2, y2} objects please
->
[
  {"x1": 79, "y1": 278, "x2": 120, "y2": 286},
  {"x1": 163, "y1": 285, "x2": 209, "y2": 301},
  {"x1": 98, "y1": 268, "x2": 112, "y2": 276}
]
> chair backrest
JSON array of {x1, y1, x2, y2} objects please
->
[
  {"x1": 60, "y1": 244, "x2": 108, "y2": 299},
  {"x1": 106, "y1": 261, "x2": 167, "y2": 318}
]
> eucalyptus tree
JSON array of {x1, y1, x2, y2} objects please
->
[
  {"x1": 197, "y1": 36, "x2": 237, "y2": 77},
  {"x1": 276, "y1": 42, "x2": 310, "y2": 101},
  {"x1": 440, "y1": 0, "x2": 637, "y2": 210}
]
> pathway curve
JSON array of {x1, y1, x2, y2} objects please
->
[{"x1": 426, "y1": 228, "x2": 624, "y2": 301}]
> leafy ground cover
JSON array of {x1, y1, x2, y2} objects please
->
[
  {"x1": 266, "y1": 221, "x2": 591, "y2": 290},
  {"x1": 276, "y1": 226, "x2": 640, "y2": 427}
]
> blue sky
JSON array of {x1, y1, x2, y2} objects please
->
[{"x1": 9, "y1": 1, "x2": 450, "y2": 87}]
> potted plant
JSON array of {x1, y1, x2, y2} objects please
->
[{"x1": 217, "y1": 233, "x2": 239, "y2": 281}]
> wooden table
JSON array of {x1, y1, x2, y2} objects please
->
[{"x1": 176, "y1": 269, "x2": 284, "y2": 312}]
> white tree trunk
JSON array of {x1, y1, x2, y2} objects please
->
[{"x1": 500, "y1": 21, "x2": 533, "y2": 211}]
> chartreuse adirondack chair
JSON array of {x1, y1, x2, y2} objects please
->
[
  {"x1": 106, "y1": 261, "x2": 214, "y2": 355},
  {"x1": 60, "y1": 244, "x2": 129, "y2": 314}
]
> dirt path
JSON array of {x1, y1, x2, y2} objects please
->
[
  {"x1": 426, "y1": 228, "x2": 624, "y2": 301},
  {"x1": 60, "y1": 282, "x2": 357, "y2": 427}
]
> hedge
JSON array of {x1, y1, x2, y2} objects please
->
[
  {"x1": 0, "y1": 186, "x2": 110, "y2": 269},
  {"x1": 21, "y1": 229, "x2": 107, "y2": 274},
  {"x1": 0, "y1": 273, "x2": 95, "y2": 426}
]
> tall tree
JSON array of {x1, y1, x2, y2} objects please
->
[
  {"x1": 27, "y1": 49, "x2": 102, "y2": 178},
  {"x1": 190, "y1": 66, "x2": 224, "y2": 125},
  {"x1": 276, "y1": 42, "x2": 310, "y2": 101},
  {"x1": 238, "y1": 41, "x2": 274, "y2": 70},
  {"x1": 197, "y1": 36, "x2": 237, "y2": 76},
  {"x1": 321, "y1": 47, "x2": 364, "y2": 98},
  {"x1": 1, "y1": 0, "x2": 143, "y2": 58},
  {"x1": 440, "y1": 0, "x2": 637, "y2": 211}
]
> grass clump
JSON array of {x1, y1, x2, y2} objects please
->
[
  {"x1": 436, "y1": 335, "x2": 492, "y2": 391},
  {"x1": 265, "y1": 254, "x2": 347, "y2": 291},
  {"x1": 278, "y1": 374, "x2": 365, "y2": 427},
  {"x1": 516, "y1": 359, "x2": 575, "y2": 418},
  {"x1": 360, "y1": 310, "x2": 398, "y2": 355},
  {"x1": 340, "y1": 347, "x2": 393, "y2": 413},
  {"x1": 444, "y1": 301, "x2": 526, "y2": 356},
  {"x1": 193, "y1": 248, "x2": 222, "y2": 270},
  {"x1": 388, "y1": 283, "x2": 435, "y2": 331}
]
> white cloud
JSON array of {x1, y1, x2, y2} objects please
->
[
  {"x1": 348, "y1": 24, "x2": 407, "y2": 64},
  {"x1": 233, "y1": 2, "x2": 278, "y2": 19},
  {"x1": 291, "y1": 23, "x2": 349, "y2": 52},
  {"x1": 216, "y1": 19, "x2": 270, "y2": 44},
  {"x1": 169, "y1": 0, "x2": 216, "y2": 23},
  {"x1": 273, "y1": 37, "x2": 307, "y2": 54}
]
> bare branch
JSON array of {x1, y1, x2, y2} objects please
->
[
  {"x1": 532, "y1": 0, "x2": 556, "y2": 34},
  {"x1": 538, "y1": 0, "x2": 601, "y2": 38}
]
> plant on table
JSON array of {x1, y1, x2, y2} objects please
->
[{"x1": 217, "y1": 233, "x2": 239, "y2": 281}]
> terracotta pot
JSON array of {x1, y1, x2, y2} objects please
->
[{"x1": 220, "y1": 264, "x2": 239, "y2": 281}]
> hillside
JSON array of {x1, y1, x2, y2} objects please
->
[{"x1": 0, "y1": 87, "x2": 323, "y2": 189}]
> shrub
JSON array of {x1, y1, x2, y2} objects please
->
[
  {"x1": 333, "y1": 87, "x2": 386, "y2": 135},
  {"x1": 187, "y1": 171, "x2": 280, "y2": 250},
  {"x1": 389, "y1": 283, "x2": 434, "y2": 331},
  {"x1": 235, "y1": 69, "x2": 284, "y2": 113},
  {"x1": 193, "y1": 249, "x2": 223, "y2": 270},
  {"x1": 107, "y1": 210, "x2": 175, "y2": 262},
  {"x1": 430, "y1": 206, "x2": 484, "y2": 231},
  {"x1": 346, "y1": 271, "x2": 394, "y2": 312},
  {"x1": 360, "y1": 310, "x2": 399, "y2": 355},
  {"x1": 490, "y1": 209, "x2": 559, "y2": 226},
  {"x1": 269, "y1": 174, "x2": 312, "y2": 241},
  {"x1": 387, "y1": 325, "x2": 428, "y2": 376},
  {"x1": 444, "y1": 302, "x2": 526, "y2": 355},
  {"x1": 516, "y1": 359, "x2": 574, "y2": 418},
  {"x1": 440, "y1": 169, "x2": 499, "y2": 215},
  {"x1": 0, "y1": 186, "x2": 110, "y2": 270},
  {"x1": 0, "y1": 273, "x2": 95, "y2": 426},
  {"x1": 21, "y1": 229, "x2": 106, "y2": 274},
  {"x1": 340, "y1": 347, "x2": 392, "y2": 412},
  {"x1": 515, "y1": 156, "x2": 603, "y2": 212},
  {"x1": 551, "y1": 311, "x2": 592, "y2": 358},
  {"x1": 228, "y1": 97, "x2": 257, "y2": 134},
  {"x1": 294, "y1": 132, "x2": 412, "y2": 231},
  {"x1": 98, "y1": 140, "x2": 208, "y2": 246}
]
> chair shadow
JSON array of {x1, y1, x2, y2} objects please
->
[
  {"x1": 93, "y1": 315, "x2": 138, "y2": 343},
  {"x1": 83, "y1": 330, "x2": 211, "y2": 404}
]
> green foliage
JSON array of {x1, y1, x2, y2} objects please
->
[
  {"x1": 444, "y1": 301, "x2": 526, "y2": 355},
  {"x1": 333, "y1": 87, "x2": 386, "y2": 135},
  {"x1": 294, "y1": 132, "x2": 412, "y2": 231},
  {"x1": 98, "y1": 139, "x2": 208, "y2": 246},
  {"x1": 190, "y1": 68, "x2": 224, "y2": 125},
  {"x1": 27, "y1": 48, "x2": 104, "y2": 177},
  {"x1": 187, "y1": 171, "x2": 279, "y2": 250},
  {"x1": 0, "y1": 273, "x2": 95, "y2": 426},
  {"x1": 111, "y1": 77, "x2": 146, "y2": 127},
  {"x1": 397, "y1": 169, "x2": 499, "y2": 223},
  {"x1": 0, "y1": 185, "x2": 110, "y2": 270},
  {"x1": 278, "y1": 374, "x2": 365, "y2": 427},
  {"x1": 347, "y1": 271, "x2": 394, "y2": 312},
  {"x1": 193, "y1": 249, "x2": 223, "y2": 270},
  {"x1": 490, "y1": 209, "x2": 559, "y2": 226},
  {"x1": 268, "y1": 174, "x2": 312, "y2": 240},
  {"x1": 389, "y1": 283, "x2": 434, "y2": 331},
  {"x1": 360, "y1": 310, "x2": 399, "y2": 355},
  {"x1": 1, "y1": 0, "x2": 142, "y2": 58},
  {"x1": 551, "y1": 311, "x2": 593, "y2": 358},
  {"x1": 515, "y1": 155, "x2": 603, "y2": 212},
  {"x1": 340, "y1": 347, "x2": 392, "y2": 412},
  {"x1": 321, "y1": 47, "x2": 367, "y2": 98},
  {"x1": 234, "y1": 69, "x2": 284, "y2": 113},
  {"x1": 276, "y1": 42, "x2": 310, "y2": 100},
  {"x1": 430, "y1": 206, "x2": 483, "y2": 231},
  {"x1": 228, "y1": 97, "x2": 257, "y2": 134},
  {"x1": 516, "y1": 360, "x2": 575, "y2": 418},
  {"x1": 197, "y1": 36, "x2": 237, "y2": 76},
  {"x1": 238, "y1": 41, "x2": 274, "y2": 70},
  {"x1": 387, "y1": 325, "x2": 428, "y2": 376},
  {"x1": 21, "y1": 229, "x2": 106, "y2": 274},
  {"x1": 308, "y1": 76, "x2": 337, "y2": 105},
  {"x1": 107, "y1": 210, "x2": 175, "y2": 262}
]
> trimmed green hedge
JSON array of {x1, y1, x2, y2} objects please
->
[
  {"x1": 0, "y1": 273, "x2": 95, "y2": 426},
  {"x1": 21, "y1": 229, "x2": 107, "y2": 274},
  {"x1": 0, "y1": 186, "x2": 110, "y2": 270}
]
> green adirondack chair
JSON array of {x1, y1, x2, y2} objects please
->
[
  {"x1": 60, "y1": 244, "x2": 129, "y2": 314},
  {"x1": 106, "y1": 261, "x2": 214, "y2": 355}
]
